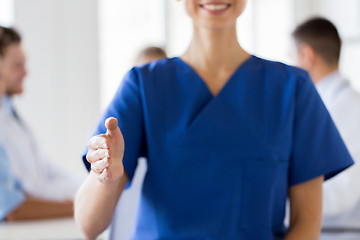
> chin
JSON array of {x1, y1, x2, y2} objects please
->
[
  {"x1": 201, "y1": 20, "x2": 235, "y2": 31},
  {"x1": 7, "y1": 89, "x2": 23, "y2": 96}
]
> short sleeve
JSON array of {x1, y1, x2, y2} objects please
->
[
  {"x1": 82, "y1": 68, "x2": 146, "y2": 184},
  {"x1": 289, "y1": 72, "x2": 354, "y2": 186},
  {"x1": 0, "y1": 145, "x2": 25, "y2": 221}
]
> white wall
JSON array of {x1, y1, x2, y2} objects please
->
[
  {"x1": 0, "y1": 0, "x2": 14, "y2": 26},
  {"x1": 99, "y1": 0, "x2": 166, "y2": 109},
  {"x1": 13, "y1": 0, "x2": 100, "y2": 176},
  {"x1": 251, "y1": 0, "x2": 295, "y2": 64},
  {"x1": 165, "y1": 0, "x2": 192, "y2": 57}
]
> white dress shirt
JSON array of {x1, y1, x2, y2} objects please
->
[
  {"x1": 0, "y1": 95, "x2": 81, "y2": 201},
  {"x1": 317, "y1": 71, "x2": 360, "y2": 236}
]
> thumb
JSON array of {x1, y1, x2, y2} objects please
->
[{"x1": 105, "y1": 117, "x2": 121, "y2": 137}]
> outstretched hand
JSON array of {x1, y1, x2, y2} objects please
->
[{"x1": 86, "y1": 117, "x2": 125, "y2": 184}]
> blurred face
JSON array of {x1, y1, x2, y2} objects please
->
[
  {"x1": 0, "y1": 43, "x2": 27, "y2": 96},
  {"x1": 295, "y1": 43, "x2": 313, "y2": 72},
  {"x1": 185, "y1": 0, "x2": 247, "y2": 31}
]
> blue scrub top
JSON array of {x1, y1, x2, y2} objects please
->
[
  {"x1": 83, "y1": 56, "x2": 353, "y2": 239},
  {"x1": 0, "y1": 144, "x2": 25, "y2": 221}
]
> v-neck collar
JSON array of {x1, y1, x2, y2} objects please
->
[
  {"x1": 168, "y1": 55, "x2": 257, "y2": 144},
  {"x1": 173, "y1": 55, "x2": 255, "y2": 98}
]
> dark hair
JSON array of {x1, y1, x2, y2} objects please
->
[
  {"x1": 136, "y1": 46, "x2": 167, "y2": 61},
  {"x1": 0, "y1": 26, "x2": 21, "y2": 58},
  {"x1": 292, "y1": 17, "x2": 341, "y2": 66}
]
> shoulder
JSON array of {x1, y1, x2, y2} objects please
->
[
  {"x1": 340, "y1": 82, "x2": 360, "y2": 104},
  {"x1": 333, "y1": 81, "x2": 360, "y2": 115},
  {"x1": 124, "y1": 58, "x2": 185, "y2": 92},
  {"x1": 324, "y1": 73, "x2": 360, "y2": 108},
  {"x1": 250, "y1": 56, "x2": 313, "y2": 96},
  {"x1": 252, "y1": 56, "x2": 311, "y2": 83},
  {"x1": 132, "y1": 58, "x2": 180, "y2": 78},
  {"x1": 112, "y1": 58, "x2": 182, "y2": 101}
]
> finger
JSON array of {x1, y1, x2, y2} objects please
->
[
  {"x1": 91, "y1": 158, "x2": 110, "y2": 174},
  {"x1": 105, "y1": 117, "x2": 121, "y2": 138},
  {"x1": 86, "y1": 149, "x2": 110, "y2": 164},
  {"x1": 88, "y1": 135, "x2": 108, "y2": 150},
  {"x1": 98, "y1": 168, "x2": 112, "y2": 183}
]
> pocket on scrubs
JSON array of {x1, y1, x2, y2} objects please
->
[{"x1": 239, "y1": 155, "x2": 288, "y2": 231}]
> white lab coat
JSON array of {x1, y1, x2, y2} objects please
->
[
  {"x1": 0, "y1": 95, "x2": 81, "y2": 201},
  {"x1": 317, "y1": 71, "x2": 360, "y2": 237}
]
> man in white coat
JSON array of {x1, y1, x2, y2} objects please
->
[
  {"x1": 293, "y1": 17, "x2": 360, "y2": 239},
  {"x1": 0, "y1": 26, "x2": 81, "y2": 221}
]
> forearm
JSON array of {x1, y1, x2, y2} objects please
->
[
  {"x1": 285, "y1": 176, "x2": 323, "y2": 240},
  {"x1": 5, "y1": 199, "x2": 73, "y2": 221},
  {"x1": 284, "y1": 218, "x2": 321, "y2": 240},
  {"x1": 74, "y1": 171, "x2": 128, "y2": 240}
]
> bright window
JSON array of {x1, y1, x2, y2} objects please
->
[
  {"x1": 98, "y1": 0, "x2": 166, "y2": 109},
  {"x1": 0, "y1": 0, "x2": 14, "y2": 26}
]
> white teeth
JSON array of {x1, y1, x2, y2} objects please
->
[{"x1": 202, "y1": 4, "x2": 228, "y2": 11}]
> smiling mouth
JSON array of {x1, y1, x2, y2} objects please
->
[{"x1": 200, "y1": 3, "x2": 231, "y2": 11}]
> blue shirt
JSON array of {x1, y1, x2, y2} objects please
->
[
  {"x1": 83, "y1": 56, "x2": 353, "y2": 239},
  {"x1": 0, "y1": 144, "x2": 25, "y2": 221}
]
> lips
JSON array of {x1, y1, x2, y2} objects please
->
[{"x1": 199, "y1": 2, "x2": 231, "y2": 11}]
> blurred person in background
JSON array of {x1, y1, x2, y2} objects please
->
[
  {"x1": 1, "y1": 45, "x2": 23, "y2": 220},
  {"x1": 75, "y1": 1, "x2": 353, "y2": 239},
  {"x1": 0, "y1": 71, "x2": 24, "y2": 220},
  {"x1": 293, "y1": 17, "x2": 360, "y2": 239},
  {"x1": 0, "y1": 26, "x2": 81, "y2": 221},
  {"x1": 135, "y1": 46, "x2": 167, "y2": 66}
]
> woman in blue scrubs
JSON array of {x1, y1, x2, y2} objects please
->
[{"x1": 75, "y1": 1, "x2": 353, "y2": 239}]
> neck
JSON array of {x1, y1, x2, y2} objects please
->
[
  {"x1": 311, "y1": 62, "x2": 339, "y2": 84},
  {"x1": 181, "y1": 24, "x2": 249, "y2": 71}
]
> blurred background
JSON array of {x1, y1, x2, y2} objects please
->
[{"x1": 0, "y1": 0, "x2": 360, "y2": 238}]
